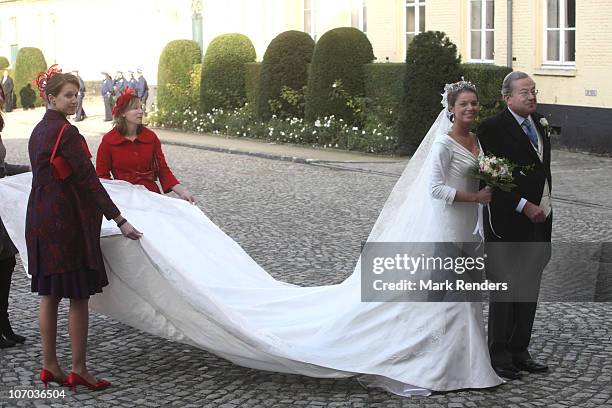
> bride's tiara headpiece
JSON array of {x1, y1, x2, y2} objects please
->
[{"x1": 441, "y1": 78, "x2": 477, "y2": 109}]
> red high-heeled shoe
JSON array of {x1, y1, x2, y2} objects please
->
[
  {"x1": 66, "y1": 372, "x2": 111, "y2": 392},
  {"x1": 39, "y1": 368, "x2": 68, "y2": 388}
]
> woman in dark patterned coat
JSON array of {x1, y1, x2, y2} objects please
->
[
  {"x1": 0, "y1": 86, "x2": 30, "y2": 349},
  {"x1": 26, "y1": 68, "x2": 142, "y2": 391}
]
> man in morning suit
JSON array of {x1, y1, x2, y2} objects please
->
[{"x1": 477, "y1": 71, "x2": 552, "y2": 380}]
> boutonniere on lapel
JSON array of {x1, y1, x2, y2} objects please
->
[{"x1": 539, "y1": 117, "x2": 551, "y2": 138}]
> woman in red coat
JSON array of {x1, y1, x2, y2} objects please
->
[
  {"x1": 96, "y1": 88, "x2": 194, "y2": 202},
  {"x1": 26, "y1": 67, "x2": 141, "y2": 391}
]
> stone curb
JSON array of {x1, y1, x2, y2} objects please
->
[{"x1": 159, "y1": 139, "x2": 319, "y2": 165}]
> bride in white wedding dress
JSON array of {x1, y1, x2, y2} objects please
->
[{"x1": 0, "y1": 81, "x2": 502, "y2": 396}]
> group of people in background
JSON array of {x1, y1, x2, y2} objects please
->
[
  {"x1": 0, "y1": 67, "x2": 147, "y2": 124},
  {"x1": 1, "y1": 70, "x2": 38, "y2": 111},
  {"x1": 102, "y1": 69, "x2": 148, "y2": 121}
]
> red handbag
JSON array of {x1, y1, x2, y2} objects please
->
[{"x1": 50, "y1": 123, "x2": 72, "y2": 180}]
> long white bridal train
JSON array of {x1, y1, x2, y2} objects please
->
[{"x1": 0, "y1": 170, "x2": 502, "y2": 395}]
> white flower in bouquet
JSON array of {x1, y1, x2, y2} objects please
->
[{"x1": 472, "y1": 154, "x2": 533, "y2": 192}]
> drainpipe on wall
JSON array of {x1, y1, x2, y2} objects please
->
[{"x1": 507, "y1": 0, "x2": 513, "y2": 68}]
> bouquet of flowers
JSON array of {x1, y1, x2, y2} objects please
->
[{"x1": 472, "y1": 155, "x2": 533, "y2": 192}]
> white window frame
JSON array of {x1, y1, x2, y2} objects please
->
[
  {"x1": 468, "y1": 0, "x2": 495, "y2": 63},
  {"x1": 405, "y1": 0, "x2": 426, "y2": 53},
  {"x1": 543, "y1": 0, "x2": 576, "y2": 67},
  {"x1": 304, "y1": 0, "x2": 317, "y2": 41},
  {"x1": 350, "y1": 0, "x2": 367, "y2": 34}
]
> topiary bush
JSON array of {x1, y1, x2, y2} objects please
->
[
  {"x1": 14, "y1": 47, "x2": 47, "y2": 108},
  {"x1": 396, "y1": 31, "x2": 462, "y2": 155},
  {"x1": 462, "y1": 63, "x2": 512, "y2": 124},
  {"x1": 188, "y1": 63, "x2": 203, "y2": 110},
  {"x1": 256, "y1": 30, "x2": 314, "y2": 119},
  {"x1": 305, "y1": 27, "x2": 374, "y2": 124},
  {"x1": 0, "y1": 56, "x2": 9, "y2": 70},
  {"x1": 364, "y1": 63, "x2": 406, "y2": 130},
  {"x1": 244, "y1": 62, "x2": 262, "y2": 108},
  {"x1": 364, "y1": 63, "x2": 405, "y2": 108},
  {"x1": 200, "y1": 33, "x2": 257, "y2": 113},
  {"x1": 156, "y1": 40, "x2": 202, "y2": 123}
]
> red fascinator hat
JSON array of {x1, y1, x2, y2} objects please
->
[
  {"x1": 112, "y1": 87, "x2": 137, "y2": 117},
  {"x1": 33, "y1": 64, "x2": 63, "y2": 98}
]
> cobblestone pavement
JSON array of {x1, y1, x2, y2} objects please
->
[{"x1": 1, "y1": 136, "x2": 611, "y2": 408}]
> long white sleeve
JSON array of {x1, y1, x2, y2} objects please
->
[{"x1": 430, "y1": 142, "x2": 456, "y2": 204}]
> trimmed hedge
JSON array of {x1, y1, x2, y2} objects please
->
[
  {"x1": 0, "y1": 56, "x2": 9, "y2": 70},
  {"x1": 157, "y1": 40, "x2": 202, "y2": 120},
  {"x1": 200, "y1": 33, "x2": 256, "y2": 113},
  {"x1": 153, "y1": 31, "x2": 514, "y2": 155},
  {"x1": 305, "y1": 27, "x2": 374, "y2": 123},
  {"x1": 14, "y1": 47, "x2": 47, "y2": 108},
  {"x1": 245, "y1": 62, "x2": 262, "y2": 108},
  {"x1": 256, "y1": 30, "x2": 314, "y2": 119},
  {"x1": 189, "y1": 63, "x2": 203, "y2": 109},
  {"x1": 396, "y1": 31, "x2": 462, "y2": 155},
  {"x1": 462, "y1": 63, "x2": 512, "y2": 123},
  {"x1": 364, "y1": 63, "x2": 405, "y2": 116}
]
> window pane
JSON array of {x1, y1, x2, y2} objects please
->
[
  {"x1": 547, "y1": 0, "x2": 560, "y2": 28},
  {"x1": 419, "y1": 6, "x2": 425, "y2": 33},
  {"x1": 547, "y1": 30, "x2": 560, "y2": 60},
  {"x1": 419, "y1": 5, "x2": 426, "y2": 32},
  {"x1": 486, "y1": 0, "x2": 494, "y2": 29},
  {"x1": 565, "y1": 30, "x2": 576, "y2": 61},
  {"x1": 406, "y1": 6, "x2": 415, "y2": 32},
  {"x1": 471, "y1": 0, "x2": 482, "y2": 29},
  {"x1": 566, "y1": 0, "x2": 576, "y2": 28},
  {"x1": 471, "y1": 31, "x2": 482, "y2": 60},
  {"x1": 485, "y1": 31, "x2": 494, "y2": 60},
  {"x1": 351, "y1": 7, "x2": 359, "y2": 28}
]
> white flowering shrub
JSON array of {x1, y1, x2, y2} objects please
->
[{"x1": 149, "y1": 103, "x2": 397, "y2": 154}]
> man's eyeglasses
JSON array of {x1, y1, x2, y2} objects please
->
[{"x1": 516, "y1": 89, "x2": 539, "y2": 98}]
